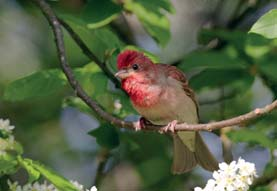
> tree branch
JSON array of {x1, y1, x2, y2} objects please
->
[
  {"x1": 57, "y1": 18, "x2": 121, "y2": 88},
  {"x1": 32, "y1": 0, "x2": 277, "y2": 132}
]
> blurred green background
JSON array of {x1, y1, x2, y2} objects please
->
[{"x1": 0, "y1": 0, "x2": 277, "y2": 190}]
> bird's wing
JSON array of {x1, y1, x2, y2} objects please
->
[{"x1": 160, "y1": 64, "x2": 199, "y2": 118}]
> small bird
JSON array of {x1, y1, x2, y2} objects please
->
[{"x1": 115, "y1": 50, "x2": 218, "y2": 174}]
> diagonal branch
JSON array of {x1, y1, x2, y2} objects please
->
[
  {"x1": 58, "y1": 18, "x2": 121, "y2": 88},
  {"x1": 32, "y1": 0, "x2": 277, "y2": 132}
]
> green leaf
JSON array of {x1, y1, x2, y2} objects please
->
[
  {"x1": 0, "y1": 154, "x2": 18, "y2": 175},
  {"x1": 227, "y1": 128, "x2": 277, "y2": 150},
  {"x1": 21, "y1": 158, "x2": 79, "y2": 191},
  {"x1": 17, "y1": 156, "x2": 40, "y2": 183},
  {"x1": 74, "y1": 64, "x2": 114, "y2": 112},
  {"x1": 124, "y1": 0, "x2": 174, "y2": 46},
  {"x1": 199, "y1": 29, "x2": 247, "y2": 50},
  {"x1": 252, "y1": 186, "x2": 272, "y2": 191},
  {"x1": 245, "y1": 33, "x2": 272, "y2": 59},
  {"x1": 190, "y1": 69, "x2": 254, "y2": 91},
  {"x1": 257, "y1": 55, "x2": 277, "y2": 82},
  {"x1": 75, "y1": 63, "x2": 135, "y2": 116},
  {"x1": 89, "y1": 123, "x2": 120, "y2": 149},
  {"x1": 81, "y1": 0, "x2": 122, "y2": 29},
  {"x1": 4, "y1": 69, "x2": 66, "y2": 101},
  {"x1": 74, "y1": 63, "x2": 108, "y2": 96},
  {"x1": 250, "y1": 9, "x2": 277, "y2": 39},
  {"x1": 13, "y1": 141, "x2": 23, "y2": 155},
  {"x1": 180, "y1": 51, "x2": 246, "y2": 71},
  {"x1": 137, "y1": 157, "x2": 170, "y2": 187},
  {"x1": 60, "y1": 15, "x2": 124, "y2": 63}
]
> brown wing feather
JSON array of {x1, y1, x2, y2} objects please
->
[{"x1": 159, "y1": 64, "x2": 199, "y2": 118}]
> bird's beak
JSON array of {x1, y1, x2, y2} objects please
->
[{"x1": 115, "y1": 69, "x2": 129, "y2": 79}]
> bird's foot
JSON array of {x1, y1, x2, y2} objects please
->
[
  {"x1": 134, "y1": 117, "x2": 151, "y2": 131},
  {"x1": 159, "y1": 120, "x2": 178, "y2": 134}
]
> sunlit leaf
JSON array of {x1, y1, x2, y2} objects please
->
[
  {"x1": 245, "y1": 33, "x2": 272, "y2": 59},
  {"x1": 74, "y1": 63, "x2": 108, "y2": 96},
  {"x1": 250, "y1": 9, "x2": 277, "y2": 39},
  {"x1": 4, "y1": 70, "x2": 66, "y2": 101},
  {"x1": 17, "y1": 156, "x2": 40, "y2": 183},
  {"x1": 81, "y1": 0, "x2": 122, "y2": 29},
  {"x1": 3, "y1": 64, "x2": 113, "y2": 103},
  {"x1": 124, "y1": 0, "x2": 174, "y2": 46},
  {"x1": 0, "y1": 154, "x2": 18, "y2": 175},
  {"x1": 21, "y1": 158, "x2": 79, "y2": 191}
]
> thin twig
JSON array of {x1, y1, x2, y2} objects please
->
[
  {"x1": 32, "y1": 0, "x2": 277, "y2": 132},
  {"x1": 58, "y1": 18, "x2": 121, "y2": 88}
]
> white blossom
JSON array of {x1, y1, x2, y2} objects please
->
[
  {"x1": 71, "y1": 180, "x2": 85, "y2": 190},
  {"x1": 8, "y1": 180, "x2": 97, "y2": 191},
  {"x1": 70, "y1": 180, "x2": 97, "y2": 191},
  {"x1": 194, "y1": 158, "x2": 257, "y2": 191},
  {"x1": 0, "y1": 135, "x2": 15, "y2": 156},
  {"x1": 8, "y1": 181, "x2": 58, "y2": 191},
  {"x1": 89, "y1": 186, "x2": 97, "y2": 191},
  {"x1": 194, "y1": 187, "x2": 204, "y2": 191},
  {"x1": 0, "y1": 118, "x2": 16, "y2": 156},
  {"x1": 0, "y1": 119, "x2": 14, "y2": 134}
]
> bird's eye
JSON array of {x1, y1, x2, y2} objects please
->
[{"x1": 132, "y1": 64, "x2": 139, "y2": 70}]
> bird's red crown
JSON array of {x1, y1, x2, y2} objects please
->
[{"x1": 117, "y1": 50, "x2": 148, "y2": 69}]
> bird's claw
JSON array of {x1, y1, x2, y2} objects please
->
[
  {"x1": 159, "y1": 120, "x2": 178, "y2": 134},
  {"x1": 134, "y1": 117, "x2": 150, "y2": 131}
]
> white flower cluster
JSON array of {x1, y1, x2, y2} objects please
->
[
  {"x1": 8, "y1": 180, "x2": 97, "y2": 191},
  {"x1": 195, "y1": 158, "x2": 257, "y2": 191},
  {"x1": 8, "y1": 181, "x2": 57, "y2": 191},
  {"x1": 0, "y1": 119, "x2": 15, "y2": 156},
  {"x1": 71, "y1": 180, "x2": 97, "y2": 191},
  {"x1": 0, "y1": 119, "x2": 15, "y2": 133}
]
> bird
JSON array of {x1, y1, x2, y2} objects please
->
[{"x1": 115, "y1": 50, "x2": 218, "y2": 174}]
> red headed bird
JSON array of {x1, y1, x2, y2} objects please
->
[{"x1": 115, "y1": 50, "x2": 218, "y2": 174}]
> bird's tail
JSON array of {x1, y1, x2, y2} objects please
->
[{"x1": 172, "y1": 132, "x2": 219, "y2": 174}]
